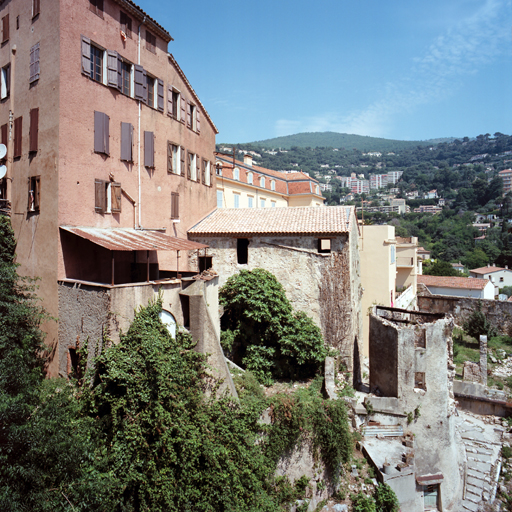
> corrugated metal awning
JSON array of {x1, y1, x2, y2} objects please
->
[{"x1": 60, "y1": 226, "x2": 208, "y2": 251}]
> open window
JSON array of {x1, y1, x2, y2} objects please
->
[
  {"x1": 318, "y1": 238, "x2": 331, "y2": 254},
  {"x1": 237, "y1": 238, "x2": 249, "y2": 264},
  {"x1": 414, "y1": 372, "x2": 426, "y2": 390},
  {"x1": 27, "y1": 176, "x2": 40, "y2": 212},
  {"x1": 95, "y1": 179, "x2": 121, "y2": 214},
  {"x1": 168, "y1": 142, "x2": 180, "y2": 174},
  {"x1": 199, "y1": 256, "x2": 213, "y2": 273}
]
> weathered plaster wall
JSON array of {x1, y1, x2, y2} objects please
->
[{"x1": 369, "y1": 315, "x2": 398, "y2": 397}]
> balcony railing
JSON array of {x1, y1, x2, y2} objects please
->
[{"x1": 396, "y1": 256, "x2": 414, "y2": 267}]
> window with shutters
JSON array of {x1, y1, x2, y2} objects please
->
[
  {"x1": 120, "y1": 60, "x2": 131, "y2": 96},
  {"x1": 188, "y1": 152, "x2": 197, "y2": 181},
  {"x1": 1, "y1": 64, "x2": 10, "y2": 100},
  {"x1": 146, "y1": 30, "x2": 156, "y2": 53},
  {"x1": 144, "y1": 131, "x2": 154, "y2": 168},
  {"x1": 90, "y1": 44, "x2": 104, "y2": 83},
  {"x1": 28, "y1": 176, "x2": 40, "y2": 212},
  {"x1": 95, "y1": 179, "x2": 121, "y2": 214},
  {"x1": 147, "y1": 75, "x2": 155, "y2": 107},
  {"x1": 94, "y1": 111, "x2": 109, "y2": 155},
  {"x1": 13, "y1": 116, "x2": 22, "y2": 158},
  {"x1": 168, "y1": 88, "x2": 181, "y2": 120},
  {"x1": 168, "y1": 142, "x2": 180, "y2": 174},
  {"x1": 32, "y1": 0, "x2": 40, "y2": 18},
  {"x1": 29, "y1": 43, "x2": 40, "y2": 84},
  {"x1": 188, "y1": 103, "x2": 198, "y2": 131},
  {"x1": 120, "y1": 122, "x2": 133, "y2": 162},
  {"x1": 171, "y1": 192, "x2": 179, "y2": 219},
  {"x1": 120, "y1": 11, "x2": 132, "y2": 38},
  {"x1": 89, "y1": 0, "x2": 103, "y2": 18},
  {"x1": 2, "y1": 14, "x2": 8, "y2": 44},
  {"x1": 29, "y1": 108, "x2": 38, "y2": 154}
]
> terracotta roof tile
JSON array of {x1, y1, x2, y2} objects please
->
[
  {"x1": 189, "y1": 206, "x2": 354, "y2": 237},
  {"x1": 470, "y1": 266, "x2": 506, "y2": 274},
  {"x1": 417, "y1": 275, "x2": 490, "y2": 290}
]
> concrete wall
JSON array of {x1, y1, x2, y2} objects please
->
[
  {"x1": 422, "y1": 285, "x2": 491, "y2": 300},
  {"x1": 369, "y1": 315, "x2": 398, "y2": 397}
]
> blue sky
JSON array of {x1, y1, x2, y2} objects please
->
[{"x1": 139, "y1": 0, "x2": 512, "y2": 143}]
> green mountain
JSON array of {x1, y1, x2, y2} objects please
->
[{"x1": 223, "y1": 132, "x2": 455, "y2": 152}]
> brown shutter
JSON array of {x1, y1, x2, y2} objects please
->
[
  {"x1": 167, "y1": 85, "x2": 173, "y2": 117},
  {"x1": 95, "y1": 179, "x2": 105, "y2": 212},
  {"x1": 196, "y1": 156, "x2": 200, "y2": 183},
  {"x1": 134, "y1": 64, "x2": 144, "y2": 100},
  {"x1": 33, "y1": 0, "x2": 40, "y2": 17},
  {"x1": 210, "y1": 162, "x2": 214, "y2": 187},
  {"x1": 196, "y1": 110, "x2": 200, "y2": 134},
  {"x1": 29, "y1": 43, "x2": 40, "y2": 83},
  {"x1": 5, "y1": 63, "x2": 10, "y2": 97},
  {"x1": 186, "y1": 151, "x2": 191, "y2": 180},
  {"x1": 171, "y1": 192, "x2": 179, "y2": 219},
  {"x1": 2, "y1": 15, "x2": 9, "y2": 44},
  {"x1": 144, "y1": 131, "x2": 154, "y2": 167},
  {"x1": 180, "y1": 146, "x2": 185, "y2": 176},
  {"x1": 142, "y1": 70, "x2": 147, "y2": 104},
  {"x1": 186, "y1": 100, "x2": 191, "y2": 128},
  {"x1": 1, "y1": 123, "x2": 7, "y2": 145},
  {"x1": 13, "y1": 116, "x2": 22, "y2": 158},
  {"x1": 180, "y1": 96, "x2": 186, "y2": 123},
  {"x1": 29, "y1": 108, "x2": 38, "y2": 153},
  {"x1": 111, "y1": 182, "x2": 122, "y2": 213},
  {"x1": 157, "y1": 79, "x2": 164, "y2": 112},
  {"x1": 107, "y1": 50, "x2": 119, "y2": 89},
  {"x1": 121, "y1": 122, "x2": 132, "y2": 161},
  {"x1": 103, "y1": 113, "x2": 109, "y2": 155},
  {"x1": 81, "y1": 36, "x2": 91, "y2": 77},
  {"x1": 94, "y1": 111, "x2": 103, "y2": 153},
  {"x1": 34, "y1": 176, "x2": 40, "y2": 210},
  {"x1": 167, "y1": 141, "x2": 172, "y2": 173}
]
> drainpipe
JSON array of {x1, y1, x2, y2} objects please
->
[
  {"x1": 6, "y1": 45, "x2": 16, "y2": 202},
  {"x1": 137, "y1": 17, "x2": 146, "y2": 228}
]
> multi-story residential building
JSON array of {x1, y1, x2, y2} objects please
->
[
  {"x1": 413, "y1": 205, "x2": 442, "y2": 214},
  {"x1": 499, "y1": 169, "x2": 512, "y2": 193},
  {"x1": 387, "y1": 170, "x2": 403, "y2": 185},
  {"x1": 395, "y1": 236, "x2": 419, "y2": 295},
  {"x1": 369, "y1": 173, "x2": 387, "y2": 190},
  {"x1": 0, "y1": 0, "x2": 220, "y2": 377},
  {"x1": 215, "y1": 153, "x2": 324, "y2": 209}
]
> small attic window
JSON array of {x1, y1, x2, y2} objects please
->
[{"x1": 318, "y1": 238, "x2": 331, "y2": 254}]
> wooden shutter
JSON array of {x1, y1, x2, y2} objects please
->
[
  {"x1": 95, "y1": 179, "x2": 105, "y2": 212},
  {"x1": 94, "y1": 111, "x2": 108, "y2": 154},
  {"x1": 34, "y1": 176, "x2": 40, "y2": 210},
  {"x1": 180, "y1": 146, "x2": 185, "y2": 176},
  {"x1": 29, "y1": 108, "x2": 38, "y2": 153},
  {"x1": 186, "y1": 151, "x2": 191, "y2": 180},
  {"x1": 4, "y1": 64, "x2": 10, "y2": 98},
  {"x1": 81, "y1": 36, "x2": 91, "y2": 77},
  {"x1": 196, "y1": 157, "x2": 200, "y2": 183},
  {"x1": 1, "y1": 123, "x2": 7, "y2": 145},
  {"x1": 167, "y1": 85, "x2": 173, "y2": 117},
  {"x1": 32, "y1": 0, "x2": 40, "y2": 18},
  {"x1": 201, "y1": 159, "x2": 205, "y2": 184},
  {"x1": 142, "y1": 70, "x2": 148, "y2": 104},
  {"x1": 196, "y1": 110, "x2": 200, "y2": 134},
  {"x1": 13, "y1": 116, "x2": 22, "y2": 158},
  {"x1": 120, "y1": 122, "x2": 132, "y2": 161},
  {"x1": 107, "y1": 50, "x2": 119, "y2": 89},
  {"x1": 171, "y1": 192, "x2": 179, "y2": 219},
  {"x1": 2, "y1": 15, "x2": 9, "y2": 44},
  {"x1": 186, "y1": 100, "x2": 191, "y2": 128},
  {"x1": 134, "y1": 64, "x2": 144, "y2": 100},
  {"x1": 209, "y1": 163, "x2": 214, "y2": 187},
  {"x1": 111, "y1": 182, "x2": 122, "y2": 213},
  {"x1": 180, "y1": 96, "x2": 186, "y2": 123},
  {"x1": 103, "y1": 113, "x2": 109, "y2": 155},
  {"x1": 157, "y1": 79, "x2": 164, "y2": 112},
  {"x1": 90, "y1": 0, "x2": 103, "y2": 18},
  {"x1": 167, "y1": 141, "x2": 172, "y2": 173},
  {"x1": 144, "y1": 131, "x2": 154, "y2": 168}
]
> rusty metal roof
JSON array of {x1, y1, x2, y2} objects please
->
[{"x1": 60, "y1": 226, "x2": 207, "y2": 251}]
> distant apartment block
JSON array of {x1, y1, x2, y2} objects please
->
[
  {"x1": 338, "y1": 170, "x2": 402, "y2": 194},
  {"x1": 499, "y1": 169, "x2": 512, "y2": 193}
]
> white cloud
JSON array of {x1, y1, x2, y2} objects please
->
[{"x1": 275, "y1": 0, "x2": 511, "y2": 138}]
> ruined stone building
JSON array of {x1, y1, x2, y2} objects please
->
[
  {"x1": 188, "y1": 205, "x2": 363, "y2": 378},
  {"x1": 0, "y1": 0, "x2": 227, "y2": 379}
]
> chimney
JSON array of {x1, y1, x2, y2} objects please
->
[{"x1": 244, "y1": 154, "x2": 253, "y2": 167}]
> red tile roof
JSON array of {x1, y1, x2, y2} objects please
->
[
  {"x1": 189, "y1": 206, "x2": 355, "y2": 237},
  {"x1": 417, "y1": 275, "x2": 490, "y2": 290},
  {"x1": 470, "y1": 266, "x2": 507, "y2": 274}
]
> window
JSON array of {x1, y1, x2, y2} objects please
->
[
  {"x1": 167, "y1": 87, "x2": 181, "y2": 119},
  {"x1": 90, "y1": 44, "x2": 103, "y2": 83},
  {"x1": 233, "y1": 167, "x2": 239, "y2": 180},
  {"x1": 147, "y1": 75, "x2": 155, "y2": 106},
  {"x1": 247, "y1": 172, "x2": 253, "y2": 185},
  {"x1": 120, "y1": 11, "x2": 132, "y2": 38},
  {"x1": 188, "y1": 152, "x2": 197, "y2": 181},
  {"x1": 13, "y1": 116, "x2": 22, "y2": 158},
  {"x1": 271, "y1": 200, "x2": 276, "y2": 207},
  {"x1": 2, "y1": 14, "x2": 9, "y2": 44},
  {"x1": 144, "y1": 75, "x2": 164, "y2": 111},
  {"x1": 204, "y1": 160, "x2": 211, "y2": 186},
  {"x1": 144, "y1": 131, "x2": 154, "y2": 168},
  {"x1": 315, "y1": 185, "x2": 320, "y2": 195},
  {"x1": 318, "y1": 239, "x2": 331, "y2": 254},
  {"x1": 248, "y1": 196, "x2": 254, "y2": 208},
  {"x1": 414, "y1": 372, "x2": 426, "y2": 390},
  {"x1": 168, "y1": 142, "x2": 180, "y2": 174},
  {"x1": 171, "y1": 192, "x2": 179, "y2": 219},
  {"x1": 180, "y1": 146, "x2": 185, "y2": 176},
  {"x1": 271, "y1": 180, "x2": 275, "y2": 191},
  {"x1": 95, "y1": 179, "x2": 121, "y2": 213},
  {"x1": 29, "y1": 108, "x2": 38, "y2": 154},
  {"x1": 32, "y1": 0, "x2": 40, "y2": 18},
  {"x1": 1, "y1": 64, "x2": 10, "y2": 99},
  {"x1": 234, "y1": 193, "x2": 240, "y2": 208},
  {"x1": 27, "y1": 176, "x2": 40, "y2": 212},
  {"x1": 120, "y1": 60, "x2": 131, "y2": 96},
  {"x1": 187, "y1": 102, "x2": 198, "y2": 131},
  {"x1": 29, "y1": 43, "x2": 40, "y2": 84},
  {"x1": 260, "y1": 198, "x2": 266, "y2": 208},
  {"x1": 237, "y1": 238, "x2": 249, "y2": 264},
  {"x1": 500, "y1": 277, "x2": 504, "y2": 282},
  {"x1": 94, "y1": 111, "x2": 109, "y2": 155},
  {"x1": 146, "y1": 30, "x2": 156, "y2": 53},
  {"x1": 16, "y1": 15, "x2": 19, "y2": 30},
  {"x1": 415, "y1": 329, "x2": 426, "y2": 349},
  {"x1": 120, "y1": 122, "x2": 133, "y2": 162},
  {"x1": 217, "y1": 190, "x2": 223, "y2": 208},
  {"x1": 89, "y1": 0, "x2": 103, "y2": 18},
  {"x1": 390, "y1": 245, "x2": 396, "y2": 264},
  {"x1": 199, "y1": 256, "x2": 212, "y2": 273},
  {"x1": 260, "y1": 176, "x2": 265, "y2": 188},
  {"x1": 216, "y1": 163, "x2": 222, "y2": 176}
]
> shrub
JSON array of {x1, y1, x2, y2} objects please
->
[
  {"x1": 374, "y1": 483, "x2": 400, "y2": 512},
  {"x1": 463, "y1": 301, "x2": 498, "y2": 340}
]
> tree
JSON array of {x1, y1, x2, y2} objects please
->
[
  {"x1": 423, "y1": 260, "x2": 460, "y2": 277},
  {"x1": 219, "y1": 269, "x2": 327, "y2": 384}
]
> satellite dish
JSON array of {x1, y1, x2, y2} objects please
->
[
  {"x1": 158, "y1": 309, "x2": 176, "y2": 339},
  {"x1": 0, "y1": 165, "x2": 6, "y2": 180},
  {"x1": 0, "y1": 144, "x2": 6, "y2": 159}
]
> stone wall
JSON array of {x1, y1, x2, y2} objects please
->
[{"x1": 418, "y1": 294, "x2": 512, "y2": 335}]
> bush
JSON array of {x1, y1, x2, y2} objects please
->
[
  {"x1": 352, "y1": 492, "x2": 376, "y2": 512},
  {"x1": 374, "y1": 483, "x2": 400, "y2": 512},
  {"x1": 463, "y1": 301, "x2": 498, "y2": 340}
]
